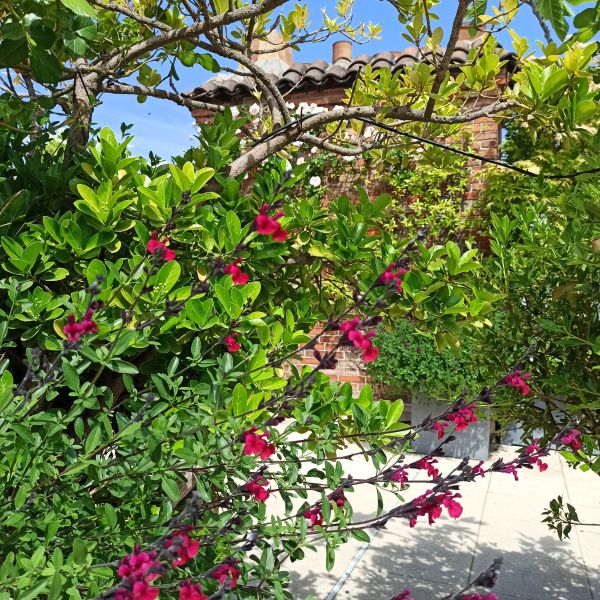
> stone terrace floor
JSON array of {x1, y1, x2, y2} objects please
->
[{"x1": 287, "y1": 446, "x2": 600, "y2": 600}]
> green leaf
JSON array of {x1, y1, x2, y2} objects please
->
[
  {"x1": 161, "y1": 477, "x2": 180, "y2": 502},
  {"x1": 30, "y1": 49, "x2": 63, "y2": 85},
  {"x1": 0, "y1": 38, "x2": 28, "y2": 67},
  {"x1": 60, "y1": 0, "x2": 97, "y2": 17},
  {"x1": 72, "y1": 538, "x2": 87, "y2": 564}
]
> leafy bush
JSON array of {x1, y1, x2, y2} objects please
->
[
  {"x1": 0, "y1": 115, "x2": 501, "y2": 599},
  {"x1": 367, "y1": 319, "x2": 487, "y2": 400}
]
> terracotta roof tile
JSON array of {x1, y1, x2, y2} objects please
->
[{"x1": 189, "y1": 40, "x2": 515, "y2": 102}]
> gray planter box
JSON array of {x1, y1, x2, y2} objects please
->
[{"x1": 410, "y1": 394, "x2": 492, "y2": 460}]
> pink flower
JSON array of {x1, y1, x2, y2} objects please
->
[
  {"x1": 211, "y1": 563, "x2": 240, "y2": 588},
  {"x1": 63, "y1": 308, "x2": 98, "y2": 342},
  {"x1": 471, "y1": 461, "x2": 486, "y2": 478},
  {"x1": 504, "y1": 370, "x2": 531, "y2": 395},
  {"x1": 179, "y1": 581, "x2": 207, "y2": 600},
  {"x1": 524, "y1": 438, "x2": 542, "y2": 455},
  {"x1": 432, "y1": 421, "x2": 449, "y2": 440},
  {"x1": 304, "y1": 506, "x2": 323, "y2": 528},
  {"x1": 245, "y1": 477, "x2": 270, "y2": 502},
  {"x1": 361, "y1": 339, "x2": 380, "y2": 363},
  {"x1": 379, "y1": 263, "x2": 407, "y2": 292},
  {"x1": 328, "y1": 488, "x2": 346, "y2": 507},
  {"x1": 115, "y1": 581, "x2": 159, "y2": 600},
  {"x1": 340, "y1": 317, "x2": 361, "y2": 333},
  {"x1": 224, "y1": 259, "x2": 249, "y2": 285},
  {"x1": 414, "y1": 457, "x2": 440, "y2": 479},
  {"x1": 441, "y1": 491, "x2": 463, "y2": 519},
  {"x1": 118, "y1": 545, "x2": 160, "y2": 582},
  {"x1": 462, "y1": 594, "x2": 498, "y2": 600},
  {"x1": 502, "y1": 463, "x2": 519, "y2": 481},
  {"x1": 255, "y1": 205, "x2": 287, "y2": 242},
  {"x1": 391, "y1": 590, "x2": 414, "y2": 600},
  {"x1": 447, "y1": 404, "x2": 478, "y2": 432},
  {"x1": 340, "y1": 318, "x2": 380, "y2": 363},
  {"x1": 164, "y1": 529, "x2": 200, "y2": 568},
  {"x1": 561, "y1": 429, "x2": 582, "y2": 451},
  {"x1": 242, "y1": 426, "x2": 276, "y2": 459},
  {"x1": 146, "y1": 232, "x2": 176, "y2": 261},
  {"x1": 224, "y1": 333, "x2": 241, "y2": 353},
  {"x1": 390, "y1": 467, "x2": 408, "y2": 485}
]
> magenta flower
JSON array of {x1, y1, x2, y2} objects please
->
[
  {"x1": 379, "y1": 262, "x2": 407, "y2": 292},
  {"x1": 328, "y1": 487, "x2": 346, "y2": 507},
  {"x1": 164, "y1": 529, "x2": 200, "y2": 568},
  {"x1": 471, "y1": 460, "x2": 486, "y2": 478},
  {"x1": 146, "y1": 231, "x2": 176, "y2": 262},
  {"x1": 502, "y1": 463, "x2": 519, "y2": 481},
  {"x1": 462, "y1": 594, "x2": 498, "y2": 600},
  {"x1": 255, "y1": 204, "x2": 287, "y2": 241},
  {"x1": 413, "y1": 456, "x2": 440, "y2": 479},
  {"x1": 561, "y1": 429, "x2": 582, "y2": 451},
  {"x1": 117, "y1": 545, "x2": 160, "y2": 582},
  {"x1": 432, "y1": 421, "x2": 449, "y2": 440},
  {"x1": 503, "y1": 370, "x2": 531, "y2": 395},
  {"x1": 391, "y1": 590, "x2": 414, "y2": 600},
  {"x1": 242, "y1": 426, "x2": 276, "y2": 459},
  {"x1": 447, "y1": 404, "x2": 478, "y2": 432},
  {"x1": 339, "y1": 318, "x2": 380, "y2": 363},
  {"x1": 179, "y1": 581, "x2": 208, "y2": 600},
  {"x1": 304, "y1": 506, "x2": 324, "y2": 528},
  {"x1": 115, "y1": 581, "x2": 159, "y2": 600},
  {"x1": 211, "y1": 563, "x2": 240, "y2": 588},
  {"x1": 390, "y1": 467, "x2": 409, "y2": 486},
  {"x1": 245, "y1": 477, "x2": 270, "y2": 502},
  {"x1": 224, "y1": 259, "x2": 249, "y2": 285},
  {"x1": 63, "y1": 307, "x2": 98, "y2": 342},
  {"x1": 224, "y1": 332, "x2": 241, "y2": 353}
]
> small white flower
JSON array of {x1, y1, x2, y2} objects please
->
[
  {"x1": 231, "y1": 106, "x2": 240, "y2": 118},
  {"x1": 248, "y1": 103, "x2": 260, "y2": 116},
  {"x1": 292, "y1": 141, "x2": 303, "y2": 147},
  {"x1": 297, "y1": 157, "x2": 305, "y2": 165},
  {"x1": 416, "y1": 147, "x2": 424, "y2": 153},
  {"x1": 286, "y1": 101, "x2": 296, "y2": 110},
  {"x1": 309, "y1": 175, "x2": 322, "y2": 187},
  {"x1": 310, "y1": 147, "x2": 319, "y2": 154},
  {"x1": 235, "y1": 128, "x2": 242, "y2": 135},
  {"x1": 342, "y1": 155, "x2": 355, "y2": 162}
]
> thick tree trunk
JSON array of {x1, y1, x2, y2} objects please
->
[{"x1": 64, "y1": 60, "x2": 99, "y2": 167}]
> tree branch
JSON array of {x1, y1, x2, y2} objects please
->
[
  {"x1": 424, "y1": 0, "x2": 470, "y2": 119},
  {"x1": 101, "y1": 83, "x2": 222, "y2": 112},
  {"x1": 228, "y1": 101, "x2": 514, "y2": 177},
  {"x1": 522, "y1": 0, "x2": 554, "y2": 44}
]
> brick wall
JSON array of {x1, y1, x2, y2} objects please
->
[{"x1": 193, "y1": 84, "x2": 501, "y2": 397}]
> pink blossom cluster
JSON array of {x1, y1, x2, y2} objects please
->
[
  {"x1": 433, "y1": 404, "x2": 478, "y2": 439},
  {"x1": 379, "y1": 262, "x2": 407, "y2": 292},
  {"x1": 224, "y1": 258, "x2": 249, "y2": 285},
  {"x1": 64, "y1": 307, "x2": 98, "y2": 342},
  {"x1": 115, "y1": 545, "x2": 161, "y2": 600},
  {"x1": 413, "y1": 456, "x2": 440, "y2": 479},
  {"x1": 390, "y1": 467, "x2": 409, "y2": 486},
  {"x1": 245, "y1": 477, "x2": 270, "y2": 502},
  {"x1": 503, "y1": 370, "x2": 531, "y2": 395},
  {"x1": 211, "y1": 563, "x2": 240, "y2": 588},
  {"x1": 179, "y1": 581, "x2": 207, "y2": 600},
  {"x1": 255, "y1": 204, "x2": 287, "y2": 242},
  {"x1": 461, "y1": 594, "x2": 498, "y2": 600},
  {"x1": 523, "y1": 438, "x2": 549, "y2": 472},
  {"x1": 391, "y1": 590, "x2": 414, "y2": 600},
  {"x1": 561, "y1": 429, "x2": 582, "y2": 451},
  {"x1": 242, "y1": 426, "x2": 276, "y2": 459},
  {"x1": 340, "y1": 317, "x2": 380, "y2": 363},
  {"x1": 408, "y1": 490, "x2": 463, "y2": 527},
  {"x1": 304, "y1": 489, "x2": 346, "y2": 528},
  {"x1": 165, "y1": 529, "x2": 200, "y2": 568},
  {"x1": 224, "y1": 332, "x2": 241, "y2": 353},
  {"x1": 146, "y1": 232, "x2": 176, "y2": 262}
]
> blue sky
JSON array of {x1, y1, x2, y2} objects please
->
[{"x1": 93, "y1": 1, "x2": 550, "y2": 158}]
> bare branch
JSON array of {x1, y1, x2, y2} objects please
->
[
  {"x1": 87, "y1": 0, "x2": 171, "y2": 31},
  {"x1": 522, "y1": 0, "x2": 554, "y2": 44},
  {"x1": 101, "y1": 83, "x2": 223, "y2": 112},
  {"x1": 228, "y1": 100, "x2": 514, "y2": 177}
]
